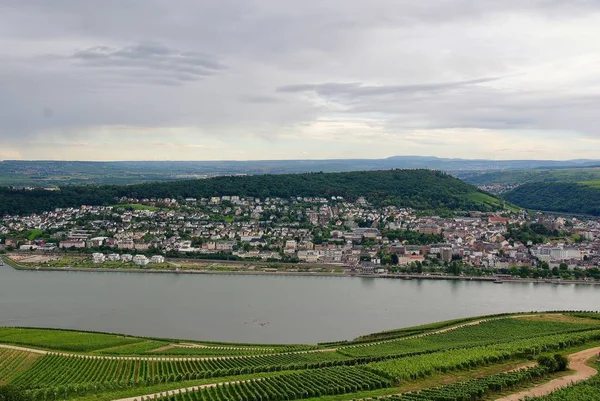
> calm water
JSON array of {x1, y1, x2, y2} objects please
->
[{"x1": 0, "y1": 264, "x2": 599, "y2": 344}]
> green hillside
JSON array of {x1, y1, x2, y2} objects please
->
[
  {"x1": 504, "y1": 182, "x2": 600, "y2": 216},
  {"x1": 464, "y1": 166, "x2": 600, "y2": 186},
  {"x1": 0, "y1": 169, "x2": 505, "y2": 215}
]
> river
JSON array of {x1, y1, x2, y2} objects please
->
[{"x1": 0, "y1": 264, "x2": 598, "y2": 344}]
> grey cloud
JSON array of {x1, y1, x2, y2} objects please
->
[
  {"x1": 366, "y1": 89, "x2": 600, "y2": 136},
  {"x1": 277, "y1": 77, "x2": 500, "y2": 98},
  {"x1": 69, "y1": 42, "x2": 226, "y2": 84},
  {"x1": 239, "y1": 95, "x2": 285, "y2": 104}
]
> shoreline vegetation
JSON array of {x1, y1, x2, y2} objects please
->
[{"x1": 3, "y1": 255, "x2": 599, "y2": 285}]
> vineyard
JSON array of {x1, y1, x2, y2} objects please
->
[
  {"x1": 338, "y1": 318, "x2": 599, "y2": 358},
  {"x1": 93, "y1": 341, "x2": 174, "y2": 356},
  {"x1": 0, "y1": 348, "x2": 40, "y2": 384},
  {"x1": 368, "y1": 330, "x2": 600, "y2": 381},
  {"x1": 524, "y1": 372, "x2": 600, "y2": 400},
  {"x1": 1, "y1": 312, "x2": 600, "y2": 401},
  {"x1": 93, "y1": 342, "x2": 297, "y2": 357},
  {"x1": 9, "y1": 350, "x2": 353, "y2": 390},
  {"x1": 568, "y1": 312, "x2": 600, "y2": 322},
  {"x1": 0, "y1": 329, "x2": 142, "y2": 353},
  {"x1": 378, "y1": 366, "x2": 551, "y2": 401},
  {"x1": 151, "y1": 367, "x2": 391, "y2": 401},
  {"x1": 321, "y1": 316, "x2": 485, "y2": 346},
  {"x1": 0, "y1": 328, "x2": 307, "y2": 358},
  {"x1": 142, "y1": 347, "x2": 307, "y2": 357}
]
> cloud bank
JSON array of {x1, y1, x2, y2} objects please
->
[{"x1": 0, "y1": 0, "x2": 599, "y2": 160}]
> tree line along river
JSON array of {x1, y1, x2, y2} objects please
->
[{"x1": 0, "y1": 263, "x2": 598, "y2": 344}]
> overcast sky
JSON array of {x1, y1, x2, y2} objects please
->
[{"x1": 1, "y1": 0, "x2": 600, "y2": 161}]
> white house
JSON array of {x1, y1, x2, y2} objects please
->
[
  {"x1": 92, "y1": 253, "x2": 106, "y2": 264},
  {"x1": 150, "y1": 255, "x2": 165, "y2": 264},
  {"x1": 133, "y1": 255, "x2": 149, "y2": 266}
]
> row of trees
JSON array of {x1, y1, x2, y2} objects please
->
[{"x1": 386, "y1": 257, "x2": 600, "y2": 280}]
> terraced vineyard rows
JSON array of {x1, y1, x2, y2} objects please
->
[
  {"x1": 0, "y1": 348, "x2": 40, "y2": 384},
  {"x1": 147, "y1": 347, "x2": 287, "y2": 357},
  {"x1": 379, "y1": 366, "x2": 551, "y2": 400},
  {"x1": 367, "y1": 330, "x2": 600, "y2": 381},
  {"x1": 568, "y1": 312, "x2": 600, "y2": 322},
  {"x1": 10, "y1": 350, "x2": 353, "y2": 390},
  {"x1": 320, "y1": 316, "x2": 486, "y2": 347},
  {"x1": 153, "y1": 367, "x2": 391, "y2": 401},
  {"x1": 94, "y1": 341, "x2": 174, "y2": 356},
  {"x1": 0, "y1": 328, "x2": 302, "y2": 357},
  {"x1": 3, "y1": 312, "x2": 600, "y2": 401},
  {"x1": 339, "y1": 319, "x2": 600, "y2": 358},
  {"x1": 94, "y1": 342, "x2": 287, "y2": 357},
  {"x1": 0, "y1": 328, "x2": 143, "y2": 352}
]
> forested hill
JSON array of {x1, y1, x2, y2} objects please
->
[
  {"x1": 0, "y1": 169, "x2": 504, "y2": 216},
  {"x1": 504, "y1": 182, "x2": 600, "y2": 216}
]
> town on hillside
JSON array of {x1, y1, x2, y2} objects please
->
[{"x1": 1, "y1": 195, "x2": 599, "y2": 280}]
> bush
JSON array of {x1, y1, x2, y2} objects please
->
[
  {"x1": 537, "y1": 354, "x2": 569, "y2": 372},
  {"x1": 537, "y1": 355, "x2": 558, "y2": 371},
  {"x1": 553, "y1": 354, "x2": 569, "y2": 371},
  {"x1": 0, "y1": 386, "x2": 31, "y2": 401}
]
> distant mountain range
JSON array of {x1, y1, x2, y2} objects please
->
[{"x1": 1, "y1": 157, "x2": 599, "y2": 187}]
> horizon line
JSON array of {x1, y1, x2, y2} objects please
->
[{"x1": 1, "y1": 156, "x2": 600, "y2": 163}]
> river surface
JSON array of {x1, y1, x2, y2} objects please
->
[{"x1": 0, "y1": 264, "x2": 598, "y2": 344}]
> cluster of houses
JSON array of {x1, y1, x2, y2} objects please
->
[
  {"x1": 91, "y1": 253, "x2": 165, "y2": 266},
  {"x1": 1, "y1": 195, "x2": 599, "y2": 272}
]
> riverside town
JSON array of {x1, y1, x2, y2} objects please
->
[{"x1": 2, "y1": 194, "x2": 599, "y2": 282}]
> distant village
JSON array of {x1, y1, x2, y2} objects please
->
[{"x1": 1, "y1": 195, "x2": 599, "y2": 277}]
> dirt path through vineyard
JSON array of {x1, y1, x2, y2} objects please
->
[
  {"x1": 113, "y1": 378, "x2": 265, "y2": 401},
  {"x1": 494, "y1": 346, "x2": 600, "y2": 401}
]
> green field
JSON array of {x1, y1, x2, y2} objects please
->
[
  {"x1": 1, "y1": 312, "x2": 600, "y2": 401},
  {"x1": 580, "y1": 180, "x2": 600, "y2": 189},
  {"x1": 465, "y1": 191, "x2": 518, "y2": 212},
  {"x1": 116, "y1": 203, "x2": 163, "y2": 211}
]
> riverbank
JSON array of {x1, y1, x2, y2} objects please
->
[{"x1": 2, "y1": 255, "x2": 599, "y2": 285}]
